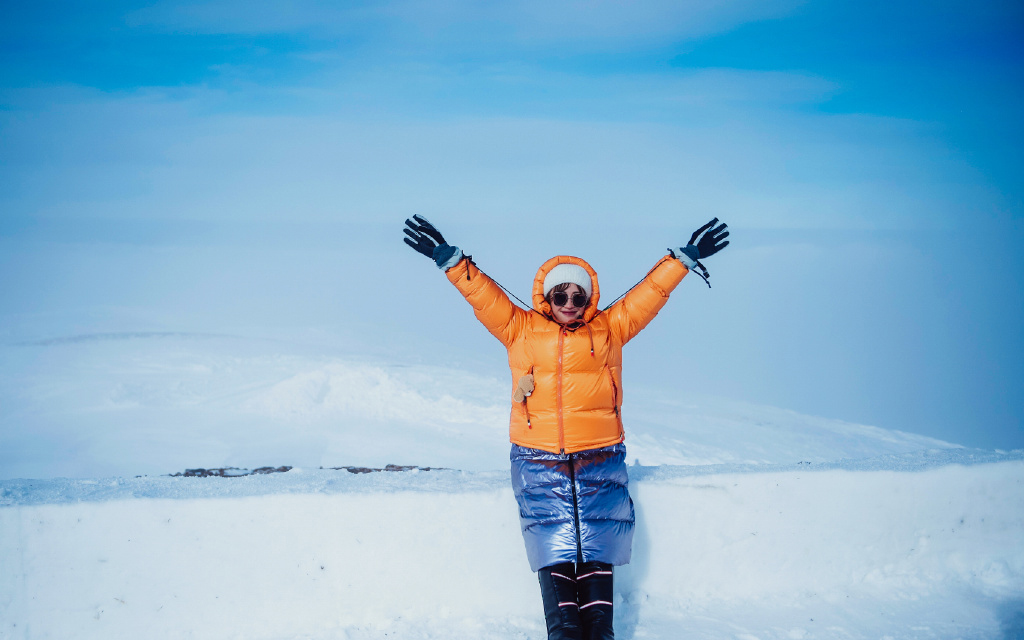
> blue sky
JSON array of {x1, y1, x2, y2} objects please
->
[{"x1": 1, "y1": 0, "x2": 1022, "y2": 449}]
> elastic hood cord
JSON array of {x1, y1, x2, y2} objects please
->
[
  {"x1": 689, "y1": 259, "x2": 711, "y2": 288},
  {"x1": 667, "y1": 249, "x2": 711, "y2": 288},
  {"x1": 557, "y1": 315, "x2": 595, "y2": 356},
  {"x1": 468, "y1": 258, "x2": 678, "y2": 322},
  {"x1": 484, "y1": 270, "x2": 546, "y2": 319},
  {"x1": 597, "y1": 256, "x2": 672, "y2": 313}
]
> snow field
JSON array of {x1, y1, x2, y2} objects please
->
[
  {"x1": 3, "y1": 460, "x2": 1022, "y2": 639},
  {"x1": 632, "y1": 463, "x2": 1024, "y2": 605},
  {"x1": 0, "y1": 334, "x2": 957, "y2": 481},
  {"x1": 1, "y1": 488, "x2": 535, "y2": 640}
]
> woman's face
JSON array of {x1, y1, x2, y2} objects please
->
[{"x1": 548, "y1": 283, "x2": 588, "y2": 324}]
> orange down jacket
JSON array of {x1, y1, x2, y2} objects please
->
[{"x1": 446, "y1": 254, "x2": 689, "y2": 454}]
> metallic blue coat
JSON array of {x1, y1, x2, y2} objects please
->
[{"x1": 510, "y1": 443, "x2": 634, "y2": 572}]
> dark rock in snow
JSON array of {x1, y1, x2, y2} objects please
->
[{"x1": 168, "y1": 466, "x2": 292, "y2": 478}]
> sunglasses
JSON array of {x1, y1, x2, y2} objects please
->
[{"x1": 550, "y1": 291, "x2": 589, "y2": 308}]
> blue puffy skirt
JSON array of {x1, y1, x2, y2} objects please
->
[{"x1": 510, "y1": 443, "x2": 635, "y2": 572}]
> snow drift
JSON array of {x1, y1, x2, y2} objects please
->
[
  {"x1": 0, "y1": 333, "x2": 957, "y2": 481},
  {"x1": 3, "y1": 334, "x2": 1023, "y2": 638},
  {"x1": 3, "y1": 451, "x2": 1023, "y2": 639}
]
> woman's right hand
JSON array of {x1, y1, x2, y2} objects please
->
[{"x1": 403, "y1": 215, "x2": 462, "y2": 269}]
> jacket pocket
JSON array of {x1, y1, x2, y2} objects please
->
[
  {"x1": 606, "y1": 368, "x2": 623, "y2": 438},
  {"x1": 606, "y1": 367, "x2": 620, "y2": 410},
  {"x1": 521, "y1": 367, "x2": 535, "y2": 428}
]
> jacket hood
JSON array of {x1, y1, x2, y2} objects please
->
[{"x1": 532, "y1": 256, "x2": 601, "y2": 322}]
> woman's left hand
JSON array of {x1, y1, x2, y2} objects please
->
[
  {"x1": 687, "y1": 218, "x2": 730, "y2": 260},
  {"x1": 670, "y1": 218, "x2": 729, "y2": 286}
]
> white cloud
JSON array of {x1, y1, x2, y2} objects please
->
[
  {"x1": 391, "y1": 0, "x2": 806, "y2": 45},
  {"x1": 127, "y1": 0, "x2": 806, "y2": 48},
  {"x1": 0, "y1": 69, "x2": 996, "y2": 234}
]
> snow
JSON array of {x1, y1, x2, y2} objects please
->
[
  {"x1": 2, "y1": 456, "x2": 1023, "y2": 639},
  {"x1": 2, "y1": 333, "x2": 1023, "y2": 638},
  {"x1": 0, "y1": 333, "x2": 957, "y2": 480}
]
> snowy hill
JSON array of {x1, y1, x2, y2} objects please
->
[
  {"x1": 0, "y1": 333, "x2": 957, "y2": 480},
  {"x1": 2, "y1": 333, "x2": 1023, "y2": 638},
  {"x1": 2, "y1": 452, "x2": 1023, "y2": 639}
]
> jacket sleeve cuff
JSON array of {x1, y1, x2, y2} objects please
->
[
  {"x1": 671, "y1": 245, "x2": 699, "y2": 269},
  {"x1": 433, "y1": 244, "x2": 464, "y2": 270}
]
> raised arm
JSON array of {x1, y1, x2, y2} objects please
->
[
  {"x1": 403, "y1": 215, "x2": 528, "y2": 347},
  {"x1": 445, "y1": 258, "x2": 529, "y2": 347},
  {"x1": 606, "y1": 218, "x2": 730, "y2": 344},
  {"x1": 606, "y1": 257, "x2": 688, "y2": 345}
]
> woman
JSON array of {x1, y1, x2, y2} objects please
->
[{"x1": 403, "y1": 216, "x2": 729, "y2": 640}]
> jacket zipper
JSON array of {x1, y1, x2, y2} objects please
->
[
  {"x1": 567, "y1": 452, "x2": 583, "y2": 564},
  {"x1": 557, "y1": 328, "x2": 566, "y2": 453},
  {"x1": 557, "y1": 329, "x2": 581, "y2": 561}
]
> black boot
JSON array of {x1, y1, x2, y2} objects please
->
[
  {"x1": 538, "y1": 562, "x2": 582, "y2": 640},
  {"x1": 576, "y1": 561, "x2": 614, "y2": 640}
]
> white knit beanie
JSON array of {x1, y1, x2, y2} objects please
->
[{"x1": 543, "y1": 263, "x2": 593, "y2": 298}]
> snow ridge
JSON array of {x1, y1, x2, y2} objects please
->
[
  {"x1": 3, "y1": 447, "x2": 1019, "y2": 508},
  {"x1": 2, "y1": 454, "x2": 1022, "y2": 639}
]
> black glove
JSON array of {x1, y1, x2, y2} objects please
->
[
  {"x1": 689, "y1": 218, "x2": 729, "y2": 260},
  {"x1": 670, "y1": 218, "x2": 730, "y2": 288},
  {"x1": 403, "y1": 215, "x2": 462, "y2": 269},
  {"x1": 404, "y1": 215, "x2": 447, "y2": 257}
]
